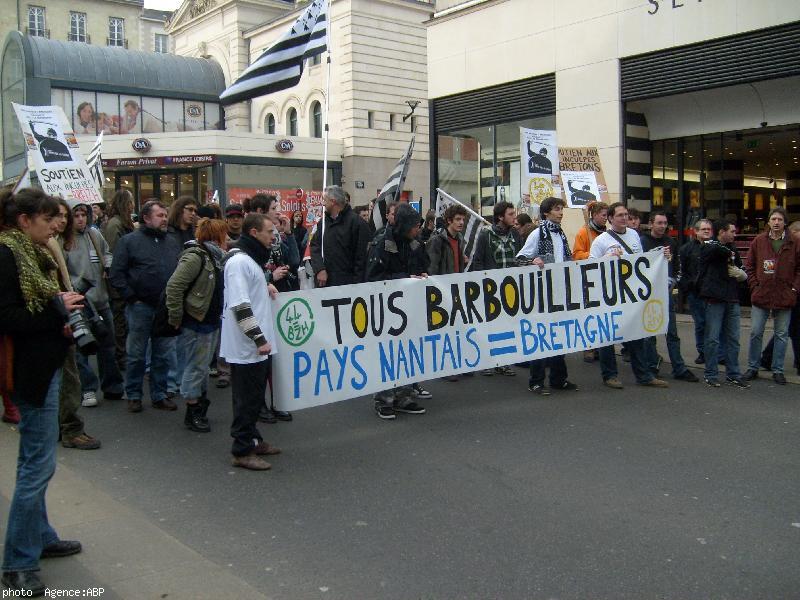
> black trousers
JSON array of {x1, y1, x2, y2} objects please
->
[
  {"x1": 230, "y1": 358, "x2": 270, "y2": 457},
  {"x1": 528, "y1": 355, "x2": 568, "y2": 388}
]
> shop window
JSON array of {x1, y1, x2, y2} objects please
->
[
  {"x1": 96, "y1": 92, "x2": 120, "y2": 135},
  {"x1": 69, "y1": 12, "x2": 87, "y2": 43},
  {"x1": 119, "y1": 96, "x2": 142, "y2": 134},
  {"x1": 141, "y1": 97, "x2": 164, "y2": 133},
  {"x1": 164, "y1": 98, "x2": 183, "y2": 132},
  {"x1": 28, "y1": 6, "x2": 47, "y2": 37},
  {"x1": 72, "y1": 92, "x2": 98, "y2": 135},
  {"x1": 205, "y1": 103, "x2": 222, "y2": 130},
  {"x1": 265, "y1": 113, "x2": 275, "y2": 135},
  {"x1": 287, "y1": 108, "x2": 298, "y2": 136},
  {"x1": 184, "y1": 101, "x2": 204, "y2": 132},
  {"x1": 311, "y1": 102, "x2": 322, "y2": 138}
]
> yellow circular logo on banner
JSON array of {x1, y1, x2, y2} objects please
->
[
  {"x1": 528, "y1": 177, "x2": 553, "y2": 205},
  {"x1": 642, "y1": 299, "x2": 665, "y2": 333}
]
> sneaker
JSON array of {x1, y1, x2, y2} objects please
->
[
  {"x1": 742, "y1": 369, "x2": 758, "y2": 381},
  {"x1": 209, "y1": 367, "x2": 219, "y2": 378},
  {"x1": 496, "y1": 366, "x2": 516, "y2": 376},
  {"x1": 215, "y1": 376, "x2": 230, "y2": 388},
  {"x1": 528, "y1": 384, "x2": 551, "y2": 396},
  {"x1": 704, "y1": 378, "x2": 721, "y2": 387},
  {"x1": 81, "y1": 391, "x2": 98, "y2": 407},
  {"x1": 725, "y1": 377, "x2": 750, "y2": 389},
  {"x1": 253, "y1": 441, "x2": 282, "y2": 456},
  {"x1": 641, "y1": 378, "x2": 669, "y2": 388},
  {"x1": 773, "y1": 372, "x2": 787, "y2": 385},
  {"x1": 394, "y1": 401, "x2": 426, "y2": 414},
  {"x1": 603, "y1": 378, "x2": 624, "y2": 389},
  {"x1": 62, "y1": 433, "x2": 101, "y2": 450},
  {"x1": 412, "y1": 383, "x2": 432, "y2": 399},
  {"x1": 481, "y1": 368, "x2": 494, "y2": 376},
  {"x1": 553, "y1": 381, "x2": 579, "y2": 391},
  {"x1": 231, "y1": 454, "x2": 271, "y2": 470},
  {"x1": 375, "y1": 404, "x2": 396, "y2": 420},
  {"x1": 694, "y1": 353, "x2": 705, "y2": 365},
  {"x1": 674, "y1": 370, "x2": 699, "y2": 382}
]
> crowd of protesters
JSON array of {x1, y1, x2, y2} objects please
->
[{"x1": 2, "y1": 180, "x2": 800, "y2": 594}]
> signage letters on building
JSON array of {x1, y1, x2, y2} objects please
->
[
  {"x1": 276, "y1": 139, "x2": 294, "y2": 153},
  {"x1": 648, "y1": 0, "x2": 703, "y2": 15},
  {"x1": 132, "y1": 138, "x2": 152, "y2": 153}
]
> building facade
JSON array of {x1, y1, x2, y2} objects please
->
[
  {"x1": 167, "y1": 0, "x2": 434, "y2": 206},
  {"x1": 427, "y1": 0, "x2": 800, "y2": 235}
]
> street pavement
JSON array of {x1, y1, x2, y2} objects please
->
[{"x1": 1, "y1": 317, "x2": 799, "y2": 600}]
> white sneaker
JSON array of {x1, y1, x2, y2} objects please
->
[{"x1": 81, "y1": 391, "x2": 98, "y2": 407}]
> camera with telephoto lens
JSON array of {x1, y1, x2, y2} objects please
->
[{"x1": 53, "y1": 279, "x2": 108, "y2": 356}]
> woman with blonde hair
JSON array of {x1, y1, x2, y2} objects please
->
[{"x1": 165, "y1": 218, "x2": 227, "y2": 432}]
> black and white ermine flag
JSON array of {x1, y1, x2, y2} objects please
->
[
  {"x1": 435, "y1": 188, "x2": 489, "y2": 270},
  {"x1": 219, "y1": 0, "x2": 328, "y2": 105},
  {"x1": 86, "y1": 132, "x2": 104, "y2": 194},
  {"x1": 371, "y1": 133, "x2": 416, "y2": 231}
]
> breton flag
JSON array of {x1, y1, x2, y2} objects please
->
[
  {"x1": 434, "y1": 188, "x2": 490, "y2": 270},
  {"x1": 220, "y1": 0, "x2": 328, "y2": 105},
  {"x1": 11, "y1": 167, "x2": 31, "y2": 194},
  {"x1": 86, "y1": 132, "x2": 104, "y2": 197},
  {"x1": 371, "y1": 133, "x2": 416, "y2": 231}
]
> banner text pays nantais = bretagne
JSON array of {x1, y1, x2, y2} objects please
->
[{"x1": 271, "y1": 252, "x2": 669, "y2": 411}]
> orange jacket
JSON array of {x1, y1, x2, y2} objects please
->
[{"x1": 573, "y1": 225, "x2": 601, "y2": 260}]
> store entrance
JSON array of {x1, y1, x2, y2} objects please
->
[{"x1": 114, "y1": 169, "x2": 204, "y2": 211}]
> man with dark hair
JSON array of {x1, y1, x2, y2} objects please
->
[
  {"x1": 427, "y1": 204, "x2": 467, "y2": 276},
  {"x1": 366, "y1": 204, "x2": 430, "y2": 419},
  {"x1": 627, "y1": 208, "x2": 642, "y2": 232},
  {"x1": 354, "y1": 204, "x2": 370, "y2": 223},
  {"x1": 517, "y1": 197, "x2": 578, "y2": 394},
  {"x1": 590, "y1": 202, "x2": 667, "y2": 389},
  {"x1": 698, "y1": 219, "x2": 749, "y2": 388},
  {"x1": 220, "y1": 213, "x2": 282, "y2": 470},
  {"x1": 743, "y1": 207, "x2": 800, "y2": 384},
  {"x1": 225, "y1": 204, "x2": 244, "y2": 242},
  {"x1": 679, "y1": 218, "x2": 715, "y2": 363},
  {"x1": 248, "y1": 193, "x2": 273, "y2": 215},
  {"x1": 641, "y1": 210, "x2": 698, "y2": 383},
  {"x1": 310, "y1": 185, "x2": 371, "y2": 287},
  {"x1": 110, "y1": 200, "x2": 182, "y2": 412},
  {"x1": 473, "y1": 201, "x2": 520, "y2": 271}
]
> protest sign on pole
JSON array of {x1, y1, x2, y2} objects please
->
[
  {"x1": 271, "y1": 251, "x2": 669, "y2": 411},
  {"x1": 519, "y1": 128, "x2": 560, "y2": 216},
  {"x1": 12, "y1": 103, "x2": 103, "y2": 206},
  {"x1": 558, "y1": 147, "x2": 610, "y2": 207}
]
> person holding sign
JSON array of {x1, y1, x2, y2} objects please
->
[
  {"x1": 220, "y1": 213, "x2": 281, "y2": 470},
  {"x1": 516, "y1": 197, "x2": 579, "y2": 395},
  {"x1": 589, "y1": 203, "x2": 668, "y2": 390}
]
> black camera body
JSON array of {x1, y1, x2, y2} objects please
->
[{"x1": 54, "y1": 279, "x2": 110, "y2": 356}]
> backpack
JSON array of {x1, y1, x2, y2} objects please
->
[{"x1": 151, "y1": 249, "x2": 207, "y2": 338}]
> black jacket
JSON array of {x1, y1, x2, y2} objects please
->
[
  {"x1": 366, "y1": 206, "x2": 429, "y2": 281},
  {"x1": 640, "y1": 232, "x2": 679, "y2": 279},
  {"x1": 0, "y1": 246, "x2": 69, "y2": 407},
  {"x1": 698, "y1": 240, "x2": 742, "y2": 303},
  {"x1": 310, "y1": 204, "x2": 371, "y2": 286},
  {"x1": 678, "y1": 238, "x2": 703, "y2": 294},
  {"x1": 110, "y1": 226, "x2": 181, "y2": 306}
]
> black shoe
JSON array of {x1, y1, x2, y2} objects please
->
[
  {"x1": 704, "y1": 378, "x2": 721, "y2": 387},
  {"x1": 41, "y1": 539, "x2": 82, "y2": 558},
  {"x1": 375, "y1": 404, "x2": 396, "y2": 420},
  {"x1": 258, "y1": 407, "x2": 277, "y2": 424},
  {"x1": 528, "y1": 384, "x2": 550, "y2": 396},
  {"x1": 725, "y1": 377, "x2": 750, "y2": 389},
  {"x1": 773, "y1": 372, "x2": 787, "y2": 385},
  {"x1": 393, "y1": 401, "x2": 426, "y2": 414},
  {"x1": 742, "y1": 369, "x2": 758, "y2": 381},
  {"x1": 1, "y1": 571, "x2": 45, "y2": 596},
  {"x1": 273, "y1": 410, "x2": 293, "y2": 422},
  {"x1": 184, "y1": 403, "x2": 211, "y2": 433},
  {"x1": 694, "y1": 353, "x2": 705, "y2": 365},
  {"x1": 553, "y1": 381, "x2": 579, "y2": 391},
  {"x1": 674, "y1": 370, "x2": 699, "y2": 382}
]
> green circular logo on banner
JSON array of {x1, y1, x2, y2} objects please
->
[{"x1": 277, "y1": 298, "x2": 315, "y2": 347}]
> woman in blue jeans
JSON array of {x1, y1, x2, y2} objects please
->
[
  {"x1": 0, "y1": 188, "x2": 85, "y2": 596},
  {"x1": 165, "y1": 218, "x2": 227, "y2": 432}
]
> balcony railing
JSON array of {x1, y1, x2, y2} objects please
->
[
  {"x1": 106, "y1": 37, "x2": 128, "y2": 48},
  {"x1": 68, "y1": 33, "x2": 91, "y2": 43},
  {"x1": 25, "y1": 27, "x2": 49, "y2": 38}
]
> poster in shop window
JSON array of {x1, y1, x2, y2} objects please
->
[
  {"x1": 227, "y1": 187, "x2": 324, "y2": 225},
  {"x1": 558, "y1": 147, "x2": 610, "y2": 207},
  {"x1": 12, "y1": 103, "x2": 103, "y2": 206},
  {"x1": 519, "y1": 128, "x2": 560, "y2": 215}
]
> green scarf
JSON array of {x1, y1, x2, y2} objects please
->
[{"x1": 0, "y1": 228, "x2": 60, "y2": 314}]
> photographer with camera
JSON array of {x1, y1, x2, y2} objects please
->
[
  {"x1": 0, "y1": 188, "x2": 85, "y2": 596},
  {"x1": 47, "y1": 199, "x2": 101, "y2": 451},
  {"x1": 66, "y1": 204, "x2": 124, "y2": 407}
]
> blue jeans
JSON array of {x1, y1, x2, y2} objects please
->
[
  {"x1": 178, "y1": 327, "x2": 218, "y2": 399},
  {"x1": 599, "y1": 338, "x2": 654, "y2": 384},
  {"x1": 748, "y1": 306, "x2": 791, "y2": 374},
  {"x1": 646, "y1": 297, "x2": 688, "y2": 376},
  {"x1": 528, "y1": 356, "x2": 568, "y2": 387},
  {"x1": 687, "y1": 292, "x2": 706, "y2": 355},
  {"x1": 703, "y1": 301, "x2": 741, "y2": 380},
  {"x1": 75, "y1": 306, "x2": 123, "y2": 395},
  {"x1": 3, "y1": 370, "x2": 62, "y2": 571},
  {"x1": 125, "y1": 302, "x2": 175, "y2": 403}
]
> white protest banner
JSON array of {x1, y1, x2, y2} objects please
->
[
  {"x1": 271, "y1": 251, "x2": 669, "y2": 411},
  {"x1": 520, "y1": 128, "x2": 560, "y2": 215},
  {"x1": 562, "y1": 170, "x2": 601, "y2": 208},
  {"x1": 12, "y1": 103, "x2": 103, "y2": 206}
]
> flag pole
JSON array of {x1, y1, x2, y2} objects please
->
[{"x1": 320, "y1": 0, "x2": 332, "y2": 261}]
